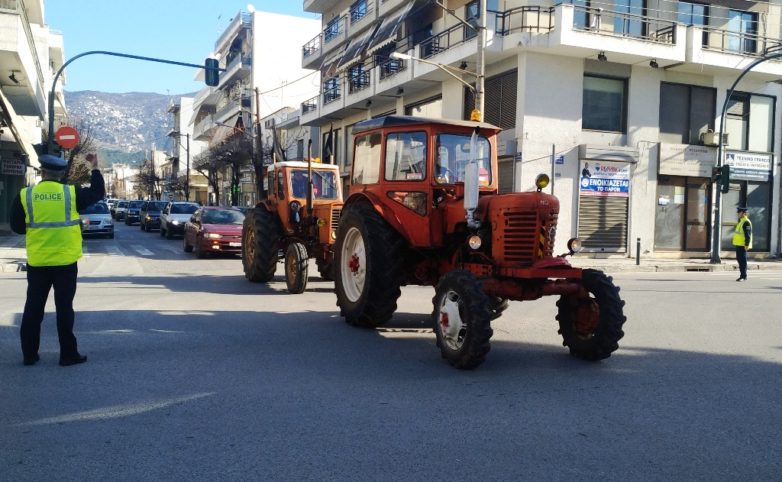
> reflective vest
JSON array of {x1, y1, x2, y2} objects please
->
[
  {"x1": 732, "y1": 217, "x2": 752, "y2": 249},
  {"x1": 20, "y1": 182, "x2": 82, "y2": 267}
]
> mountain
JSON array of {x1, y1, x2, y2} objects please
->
[{"x1": 64, "y1": 91, "x2": 179, "y2": 167}]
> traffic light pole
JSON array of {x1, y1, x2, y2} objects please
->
[
  {"x1": 710, "y1": 50, "x2": 782, "y2": 263},
  {"x1": 47, "y1": 50, "x2": 222, "y2": 154}
]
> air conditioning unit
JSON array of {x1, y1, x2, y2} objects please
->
[{"x1": 702, "y1": 130, "x2": 728, "y2": 146}]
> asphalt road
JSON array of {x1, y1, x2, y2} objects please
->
[{"x1": 1, "y1": 222, "x2": 780, "y2": 481}]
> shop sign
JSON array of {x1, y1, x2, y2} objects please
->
[
  {"x1": 724, "y1": 151, "x2": 772, "y2": 182},
  {"x1": 658, "y1": 143, "x2": 715, "y2": 177},
  {"x1": 579, "y1": 161, "x2": 630, "y2": 197},
  {"x1": 1, "y1": 157, "x2": 27, "y2": 176}
]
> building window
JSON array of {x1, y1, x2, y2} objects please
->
[
  {"x1": 727, "y1": 10, "x2": 757, "y2": 54},
  {"x1": 465, "y1": 0, "x2": 480, "y2": 40},
  {"x1": 582, "y1": 75, "x2": 627, "y2": 132},
  {"x1": 659, "y1": 83, "x2": 716, "y2": 145},
  {"x1": 323, "y1": 128, "x2": 341, "y2": 165},
  {"x1": 296, "y1": 139, "x2": 304, "y2": 161},
  {"x1": 614, "y1": 0, "x2": 645, "y2": 38},
  {"x1": 405, "y1": 96, "x2": 442, "y2": 117},
  {"x1": 725, "y1": 92, "x2": 774, "y2": 152},
  {"x1": 324, "y1": 17, "x2": 342, "y2": 43},
  {"x1": 350, "y1": 0, "x2": 368, "y2": 24},
  {"x1": 677, "y1": 2, "x2": 708, "y2": 45},
  {"x1": 385, "y1": 132, "x2": 427, "y2": 181}
]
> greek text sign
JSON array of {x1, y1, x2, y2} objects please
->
[
  {"x1": 579, "y1": 161, "x2": 630, "y2": 197},
  {"x1": 724, "y1": 151, "x2": 772, "y2": 182},
  {"x1": 1, "y1": 158, "x2": 26, "y2": 176},
  {"x1": 658, "y1": 143, "x2": 715, "y2": 177}
]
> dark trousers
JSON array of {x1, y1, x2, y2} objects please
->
[
  {"x1": 20, "y1": 262, "x2": 79, "y2": 359},
  {"x1": 736, "y1": 246, "x2": 748, "y2": 279}
]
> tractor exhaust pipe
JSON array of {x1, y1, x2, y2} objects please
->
[{"x1": 465, "y1": 127, "x2": 481, "y2": 229}]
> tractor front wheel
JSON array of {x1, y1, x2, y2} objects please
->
[
  {"x1": 285, "y1": 243, "x2": 309, "y2": 294},
  {"x1": 556, "y1": 269, "x2": 626, "y2": 361},
  {"x1": 334, "y1": 203, "x2": 404, "y2": 328},
  {"x1": 432, "y1": 270, "x2": 494, "y2": 369},
  {"x1": 242, "y1": 207, "x2": 280, "y2": 283}
]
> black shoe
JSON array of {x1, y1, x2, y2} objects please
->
[
  {"x1": 23, "y1": 354, "x2": 40, "y2": 366},
  {"x1": 736, "y1": 276, "x2": 747, "y2": 282},
  {"x1": 59, "y1": 355, "x2": 87, "y2": 366}
]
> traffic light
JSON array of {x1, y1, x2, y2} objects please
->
[
  {"x1": 713, "y1": 165, "x2": 731, "y2": 194},
  {"x1": 205, "y1": 58, "x2": 220, "y2": 86}
]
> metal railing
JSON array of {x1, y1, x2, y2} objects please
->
[
  {"x1": 215, "y1": 12, "x2": 252, "y2": 50},
  {"x1": 571, "y1": 6, "x2": 676, "y2": 44},
  {"x1": 302, "y1": 96, "x2": 318, "y2": 114},
  {"x1": 323, "y1": 84, "x2": 341, "y2": 105},
  {"x1": 378, "y1": 57, "x2": 406, "y2": 80},
  {"x1": 303, "y1": 33, "x2": 322, "y2": 58},
  {"x1": 494, "y1": 6, "x2": 555, "y2": 35},
  {"x1": 701, "y1": 26, "x2": 782, "y2": 57},
  {"x1": 0, "y1": 0, "x2": 45, "y2": 95},
  {"x1": 418, "y1": 22, "x2": 476, "y2": 60},
  {"x1": 194, "y1": 115, "x2": 215, "y2": 138},
  {"x1": 348, "y1": 71, "x2": 371, "y2": 94},
  {"x1": 350, "y1": 0, "x2": 373, "y2": 25},
  {"x1": 324, "y1": 16, "x2": 346, "y2": 44}
]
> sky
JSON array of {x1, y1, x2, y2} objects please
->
[{"x1": 45, "y1": 0, "x2": 318, "y2": 94}]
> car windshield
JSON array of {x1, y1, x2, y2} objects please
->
[
  {"x1": 202, "y1": 209, "x2": 245, "y2": 225},
  {"x1": 81, "y1": 203, "x2": 109, "y2": 214},
  {"x1": 129, "y1": 201, "x2": 144, "y2": 208},
  {"x1": 147, "y1": 202, "x2": 167, "y2": 211},
  {"x1": 171, "y1": 203, "x2": 199, "y2": 214},
  {"x1": 435, "y1": 133, "x2": 492, "y2": 186},
  {"x1": 118, "y1": 201, "x2": 128, "y2": 208}
]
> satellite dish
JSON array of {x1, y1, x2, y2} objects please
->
[{"x1": 247, "y1": 3, "x2": 256, "y2": 13}]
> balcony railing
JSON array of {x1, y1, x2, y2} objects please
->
[
  {"x1": 494, "y1": 6, "x2": 555, "y2": 35},
  {"x1": 324, "y1": 16, "x2": 346, "y2": 44},
  {"x1": 215, "y1": 12, "x2": 252, "y2": 50},
  {"x1": 571, "y1": 6, "x2": 676, "y2": 44},
  {"x1": 323, "y1": 84, "x2": 341, "y2": 105},
  {"x1": 350, "y1": 1, "x2": 373, "y2": 25},
  {"x1": 418, "y1": 22, "x2": 478, "y2": 60},
  {"x1": 348, "y1": 71, "x2": 371, "y2": 94},
  {"x1": 378, "y1": 58, "x2": 406, "y2": 80},
  {"x1": 303, "y1": 33, "x2": 322, "y2": 58},
  {"x1": 302, "y1": 96, "x2": 318, "y2": 114},
  {"x1": 701, "y1": 26, "x2": 782, "y2": 57}
]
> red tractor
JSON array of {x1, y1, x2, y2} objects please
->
[
  {"x1": 333, "y1": 116, "x2": 626, "y2": 369},
  {"x1": 242, "y1": 161, "x2": 343, "y2": 293}
]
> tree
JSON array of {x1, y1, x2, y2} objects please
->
[
  {"x1": 64, "y1": 119, "x2": 97, "y2": 183},
  {"x1": 134, "y1": 159, "x2": 162, "y2": 199}
]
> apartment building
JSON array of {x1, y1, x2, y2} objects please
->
[
  {"x1": 0, "y1": 0, "x2": 65, "y2": 230},
  {"x1": 166, "y1": 97, "x2": 208, "y2": 203},
  {"x1": 299, "y1": 0, "x2": 782, "y2": 257},
  {"x1": 189, "y1": 10, "x2": 320, "y2": 206}
]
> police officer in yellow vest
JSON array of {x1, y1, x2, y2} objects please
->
[
  {"x1": 10, "y1": 153, "x2": 105, "y2": 366},
  {"x1": 733, "y1": 206, "x2": 752, "y2": 282}
]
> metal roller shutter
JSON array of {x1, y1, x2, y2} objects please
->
[
  {"x1": 577, "y1": 196, "x2": 628, "y2": 252},
  {"x1": 498, "y1": 159, "x2": 513, "y2": 193}
]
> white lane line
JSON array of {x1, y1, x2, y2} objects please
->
[
  {"x1": 131, "y1": 245, "x2": 154, "y2": 256},
  {"x1": 106, "y1": 246, "x2": 124, "y2": 257},
  {"x1": 161, "y1": 244, "x2": 182, "y2": 254}
]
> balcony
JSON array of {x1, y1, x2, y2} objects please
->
[
  {"x1": 322, "y1": 15, "x2": 347, "y2": 55},
  {"x1": 303, "y1": 0, "x2": 341, "y2": 14},
  {"x1": 194, "y1": 86, "x2": 219, "y2": 108},
  {"x1": 217, "y1": 54, "x2": 252, "y2": 89},
  {"x1": 214, "y1": 94, "x2": 252, "y2": 125},
  {"x1": 214, "y1": 12, "x2": 252, "y2": 53},
  {"x1": 347, "y1": 0, "x2": 377, "y2": 38},
  {"x1": 193, "y1": 115, "x2": 216, "y2": 141},
  {"x1": 0, "y1": 0, "x2": 47, "y2": 117},
  {"x1": 378, "y1": 0, "x2": 408, "y2": 17},
  {"x1": 302, "y1": 33, "x2": 323, "y2": 69}
]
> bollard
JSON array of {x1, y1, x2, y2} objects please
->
[{"x1": 636, "y1": 237, "x2": 641, "y2": 265}]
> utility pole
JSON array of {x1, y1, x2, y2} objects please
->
[
  {"x1": 475, "y1": 0, "x2": 486, "y2": 122},
  {"x1": 185, "y1": 133, "x2": 190, "y2": 201}
]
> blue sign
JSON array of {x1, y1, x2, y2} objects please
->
[{"x1": 579, "y1": 177, "x2": 630, "y2": 196}]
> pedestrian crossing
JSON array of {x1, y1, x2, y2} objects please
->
[{"x1": 81, "y1": 243, "x2": 185, "y2": 258}]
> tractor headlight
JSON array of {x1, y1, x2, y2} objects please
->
[
  {"x1": 535, "y1": 174, "x2": 550, "y2": 191},
  {"x1": 331, "y1": 230, "x2": 337, "y2": 240},
  {"x1": 567, "y1": 238, "x2": 583, "y2": 254},
  {"x1": 468, "y1": 235, "x2": 482, "y2": 250}
]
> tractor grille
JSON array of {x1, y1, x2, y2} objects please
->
[
  {"x1": 500, "y1": 210, "x2": 558, "y2": 265},
  {"x1": 331, "y1": 208, "x2": 341, "y2": 230}
]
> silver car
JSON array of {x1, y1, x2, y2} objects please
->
[{"x1": 79, "y1": 202, "x2": 114, "y2": 239}]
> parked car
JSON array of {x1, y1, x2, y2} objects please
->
[
  {"x1": 160, "y1": 202, "x2": 200, "y2": 239},
  {"x1": 183, "y1": 207, "x2": 245, "y2": 258},
  {"x1": 140, "y1": 200, "x2": 168, "y2": 232},
  {"x1": 79, "y1": 202, "x2": 114, "y2": 238},
  {"x1": 114, "y1": 200, "x2": 128, "y2": 220},
  {"x1": 125, "y1": 200, "x2": 145, "y2": 225}
]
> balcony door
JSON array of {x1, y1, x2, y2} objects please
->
[
  {"x1": 614, "y1": 0, "x2": 645, "y2": 38},
  {"x1": 727, "y1": 10, "x2": 757, "y2": 54}
]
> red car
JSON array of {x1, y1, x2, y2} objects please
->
[{"x1": 183, "y1": 207, "x2": 245, "y2": 258}]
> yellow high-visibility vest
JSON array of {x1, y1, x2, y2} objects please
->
[
  {"x1": 20, "y1": 182, "x2": 82, "y2": 267},
  {"x1": 732, "y1": 217, "x2": 752, "y2": 249}
]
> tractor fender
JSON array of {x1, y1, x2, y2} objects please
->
[{"x1": 343, "y1": 192, "x2": 412, "y2": 243}]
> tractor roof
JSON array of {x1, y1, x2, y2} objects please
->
[
  {"x1": 274, "y1": 161, "x2": 340, "y2": 171},
  {"x1": 352, "y1": 115, "x2": 501, "y2": 135}
]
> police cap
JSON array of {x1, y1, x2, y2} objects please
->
[
  {"x1": 737, "y1": 206, "x2": 748, "y2": 213},
  {"x1": 39, "y1": 155, "x2": 68, "y2": 171}
]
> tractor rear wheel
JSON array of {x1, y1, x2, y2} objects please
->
[
  {"x1": 285, "y1": 243, "x2": 309, "y2": 294},
  {"x1": 242, "y1": 207, "x2": 280, "y2": 283},
  {"x1": 334, "y1": 203, "x2": 404, "y2": 327},
  {"x1": 432, "y1": 270, "x2": 493, "y2": 369},
  {"x1": 556, "y1": 269, "x2": 626, "y2": 361}
]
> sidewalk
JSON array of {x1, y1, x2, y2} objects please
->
[{"x1": 2, "y1": 233, "x2": 781, "y2": 274}]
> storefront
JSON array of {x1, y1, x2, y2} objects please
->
[
  {"x1": 654, "y1": 144, "x2": 715, "y2": 252},
  {"x1": 720, "y1": 150, "x2": 773, "y2": 252},
  {"x1": 577, "y1": 147, "x2": 635, "y2": 253}
]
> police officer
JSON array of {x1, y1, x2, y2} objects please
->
[
  {"x1": 10, "y1": 153, "x2": 105, "y2": 366},
  {"x1": 733, "y1": 206, "x2": 752, "y2": 282}
]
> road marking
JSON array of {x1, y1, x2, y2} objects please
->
[
  {"x1": 160, "y1": 244, "x2": 182, "y2": 254},
  {"x1": 131, "y1": 245, "x2": 154, "y2": 256},
  {"x1": 106, "y1": 246, "x2": 124, "y2": 257}
]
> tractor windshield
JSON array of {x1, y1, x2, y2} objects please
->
[
  {"x1": 435, "y1": 134, "x2": 492, "y2": 186},
  {"x1": 290, "y1": 169, "x2": 339, "y2": 200}
]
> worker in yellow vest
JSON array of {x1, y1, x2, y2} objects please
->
[
  {"x1": 733, "y1": 206, "x2": 752, "y2": 282},
  {"x1": 10, "y1": 153, "x2": 105, "y2": 366}
]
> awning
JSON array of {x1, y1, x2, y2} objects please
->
[
  {"x1": 366, "y1": 1, "x2": 417, "y2": 55},
  {"x1": 337, "y1": 22, "x2": 381, "y2": 71},
  {"x1": 0, "y1": 88, "x2": 39, "y2": 169},
  {"x1": 321, "y1": 42, "x2": 350, "y2": 79}
]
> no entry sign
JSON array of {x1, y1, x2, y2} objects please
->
[{"x1": 55, "y1": 126, "x2": 80, "y2": 149}]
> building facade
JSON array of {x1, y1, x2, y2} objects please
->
[
  {"x1": 0, "y1": 0, "x2": 65, "y2": 231},
  {"x1": 166, "y1": 96, "x2": 208, "y2": 203},
  {"x1": 299, "y1": 0, "x2": 782, "y2": 257}
]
